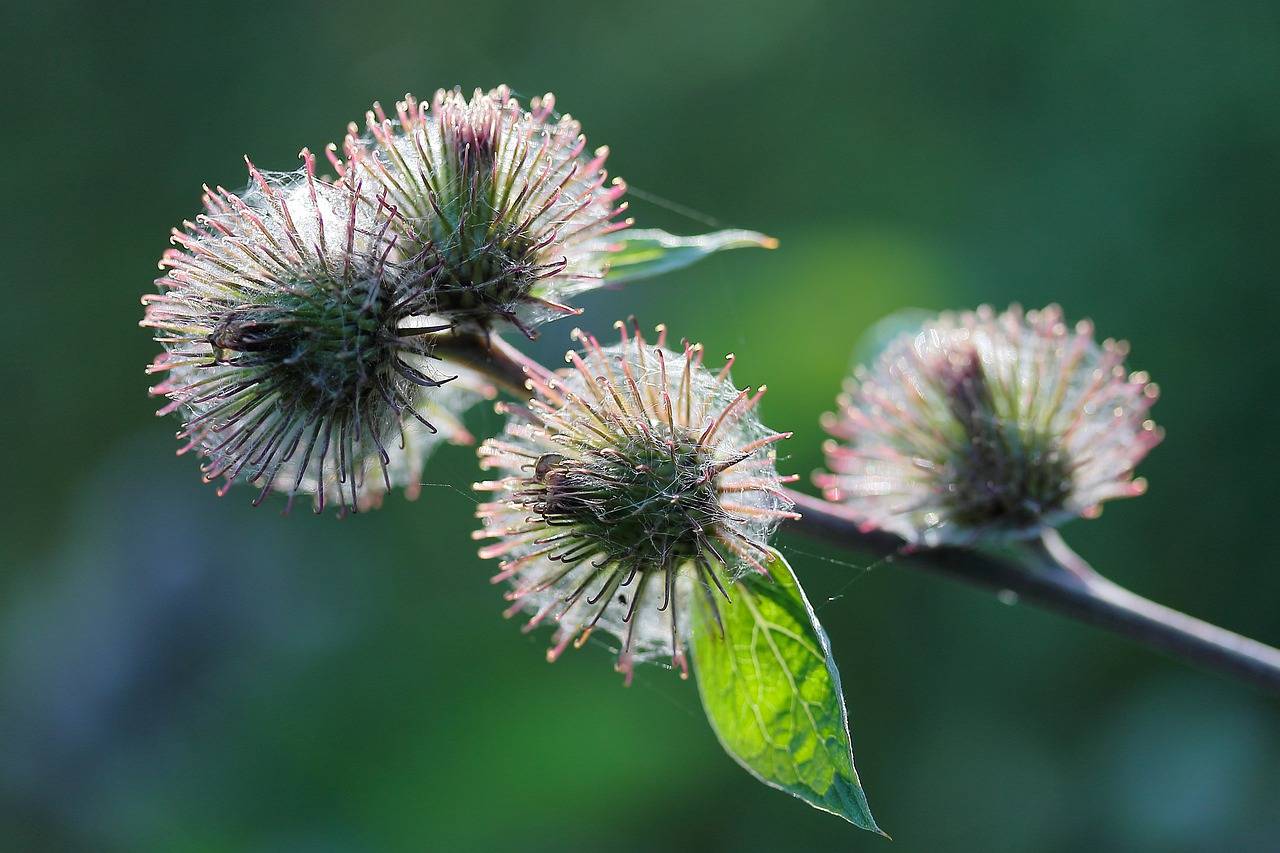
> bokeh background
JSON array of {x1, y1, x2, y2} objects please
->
[{"x1": 4, "y1": 1, "x2": 1280, "y2": 850}]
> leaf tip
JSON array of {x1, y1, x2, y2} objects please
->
[{"x1": 826, "y1": 775, "x2": 885, "y2": 836}]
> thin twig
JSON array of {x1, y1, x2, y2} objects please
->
[
  {"x1": 428, "y1": 329, "x2": 546, "y2": 396},
  {"x1": 785, "y1": 490, "x2": 1280, "y2": 695}
]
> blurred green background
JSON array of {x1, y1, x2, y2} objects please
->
[{"x1": 4, "y1": 1, "x2": 1279, "y2": 850}]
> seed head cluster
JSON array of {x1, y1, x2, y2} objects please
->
[
  {"x1": 142, "y1": 85, "x2": 635, "y2": 510},
  {"x1": 816, "y1": 304, "x2": 1162, "y2": 545},
  {"x1": 474, "y1": 323, "x2": 797, "y2": 683}
]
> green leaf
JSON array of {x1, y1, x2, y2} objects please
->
[
  {"x1": 689, "y1": 548, "x2": 883, "y2": 834},
  {"x1": 604, "y1": 228, "x2": 777, "y2": 284}
]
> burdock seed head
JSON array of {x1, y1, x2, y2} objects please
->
[
  {"x1": 142, "y1": 152, "x2": 492, "y2": 514},
  {"x1": 474, "y1": 321, "x2": 797, "y2": 684},
  {"x1": 816, "y1": 304, "x2": 1163, "y2": 546},
  {"x1": 330, "y1": 85, "x2": 631, "y2": 338}
]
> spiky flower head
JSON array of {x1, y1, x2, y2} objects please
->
[
  {"x1": 330, "y1": 85, "x2": 631, "y2": 338},
  {"x1": 142, "y1": 153, "x2": 492, "y2": 513},
  {"x1": 816, "y1": 304, "x2": 1162, "y2": 546},
  {"x1": 474, "y1": 322, "x2": 797, "y2": 683}
]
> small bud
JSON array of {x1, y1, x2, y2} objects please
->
[
  {"x1": 142, "y1": 156, "x2": 491, "y2": 513},
  {"x1": 333, "y1": 86, "x2": 630, "y2": 338},
  {"x1": 474, "y1": 322, "x2": 796, "y2": 683},
  {"x1": 816, "y1": 304, "x2": 1163, "y2": 546}
]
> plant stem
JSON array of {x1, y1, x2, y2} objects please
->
[
  {"x1": 785, "y1": 490, "x2": 1280, "y2": 695},
  {"x1": 439, "y1": 329, "x2": 1280, "y2": 695},
  {"x1": 429, "y1": 330, "x2": 549, "y2": 397}
]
